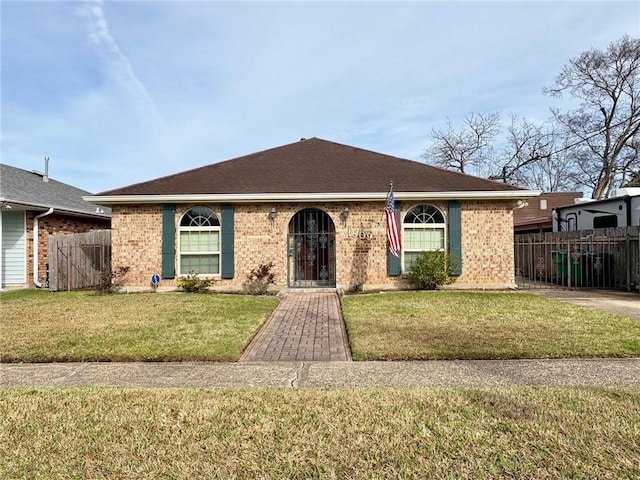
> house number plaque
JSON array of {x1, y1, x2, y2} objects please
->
[{"x1": 344, "y1": 229, "x2": 374, "y2": 239}]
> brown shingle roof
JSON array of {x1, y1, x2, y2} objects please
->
[
  {"x1": 99, "y1": 137, "x2": 526, "y2": 196},
  {"x1": 514, "y1": 191, "x2": 583, "y2": 230}
]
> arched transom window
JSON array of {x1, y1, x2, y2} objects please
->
[
  {"x1": 403, "y1": 204, "x2": 446, "y2": 270},
  {"x1": 178, "y1": 207, "x2": 221, "y2": 275}
]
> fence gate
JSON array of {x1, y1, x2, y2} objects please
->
[
  {"x1": 48, "y1": 230, "x2": 111, "y2": 291},
  {"x1": 287, "y1": 209, "x2": 336, "y2": 288},
  {"x1": 514, "y1": 226, "x2": 640, "y2": 292}
]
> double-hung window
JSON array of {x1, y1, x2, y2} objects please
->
[
  {"x1": 403, "y1": 204, "x2": 446, "y2": 271},
  {"x1": 178, "y1": 207, "x2": 220, "y2": 275}
]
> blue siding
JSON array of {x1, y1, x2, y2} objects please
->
[{"x1": 1, "y1": 211, "x2": 26, "y2": 285}]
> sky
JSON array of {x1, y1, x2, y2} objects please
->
[{"x1": 1, "y1": 0, "x2": 639, "y2": 194}]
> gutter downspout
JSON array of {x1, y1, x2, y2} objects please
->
[{"x1": 33, "y1": 208, "x2": 54, "y2": 288}]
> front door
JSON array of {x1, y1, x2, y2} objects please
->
[{"x1": 287, "y1": 208, "x2": 336, "y2": 287}]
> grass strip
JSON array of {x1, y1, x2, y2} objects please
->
[
  {"x1": 1, "y1": 386, "x2": 639, "y2": 479},
  {"x1": 342, "y1": 291, "x2": 640, "y2": 360},
  {"x1": 0, "y1": 290, "x2": 278, "y2": 362}
]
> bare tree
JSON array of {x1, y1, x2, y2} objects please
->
[
  {"x1": 512, "y1": 144, "x2": 582, "y2": 192},
  {"x1": 493, "y1": 115, "x2": 582, "y2": 192},
  {"x1": 544, "y1": 35, "x2": 640, "y2": 199},
  {"x1": 624, "y1": 169, "x2": 640, "y2": 187},
  {"x1": 423, "y1": 112, "x2": 500, "y2": 175}
]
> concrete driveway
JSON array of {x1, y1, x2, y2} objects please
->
[{"x1": 534, "y1": 289, "x2": 640, "y2": 320}]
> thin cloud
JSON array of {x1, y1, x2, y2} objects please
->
[
  {"x1": 77, "y1": 0, "x2": 167, "y2": 135},
  {"x1": 3, "y1": 1, "x2": 637, "y2": 193}
]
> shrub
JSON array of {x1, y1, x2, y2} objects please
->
[
  {"x1": 405, "y1": 251, "x2": 457, "y2": 290},
  {"x1": 177, "y1": 272, "x2": 214, "y2": 293},
  {"x1": 243, "y1": 262, "x2": 276, "y2": 295},
  {"x1": 97, "y1": 266, "x2": 130, "y2": 294}
]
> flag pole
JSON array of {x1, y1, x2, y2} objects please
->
[{"x1": 384, "y1": 181, "x2": 394, "y2": 220}]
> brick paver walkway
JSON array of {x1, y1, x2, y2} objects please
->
[{"x1": 240, "y1": 291, "x2": 352, "y2": 362}]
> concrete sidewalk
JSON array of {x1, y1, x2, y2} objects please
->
[{"x1": 2, "y1": 358, "x2": 639, "y2": 388}]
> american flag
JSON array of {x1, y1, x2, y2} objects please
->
[{"x1": 385, "y1": 184, "x2": 402, "y2": 257}]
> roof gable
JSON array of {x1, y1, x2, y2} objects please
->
[
  {"x1": 0, "y1": 164, "x2": 111, "y2": 218},
  {"x1": 98, "y1": 138, "x2": 527, "y2": 197}
]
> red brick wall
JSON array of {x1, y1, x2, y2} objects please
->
[
  {"x1": 458, "y1": 200, "x2": 516, "y2": 287},
  {"x1": 112, "y1": 200, "x2": 516, "y2": 291},
  {"x1": 111, "y1": 205, "x2": 163, "y2": 287}
]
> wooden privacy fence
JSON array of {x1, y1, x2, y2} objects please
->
[
  {"x1": 514, "y1": 226, "x2": 640, "y2": 292},
  {"x1": 48, "y1": 230, "x2": 111, "y2": 291}
]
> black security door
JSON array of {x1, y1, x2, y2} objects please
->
[{"x1": 287, "y1": 209, "x2": 336, "y2": 287}]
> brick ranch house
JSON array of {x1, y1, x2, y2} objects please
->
[
  {"x1": 87, "y1": 138, "x2": 540, "y2": 292},
  {"x1": 0, "y1": 163, "x2": 111, "y2": 289}
]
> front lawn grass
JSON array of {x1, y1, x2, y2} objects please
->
[
  {"x1": 0, "y1": 289, "x2": 279, "y2": 362},
  {"x1": 1, "y1": 386, "x2": 639, "y2": 479},
  {"x1": 342, "y1": 291, "x2": 640, "y2": 360}
]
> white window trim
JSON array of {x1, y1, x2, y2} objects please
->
[
  {"x1": 177, "y1": 209, "x2": 221, "y2": 277},
  {"x1": 401, "y1": 205, "x2": 447, "y2": 272}
]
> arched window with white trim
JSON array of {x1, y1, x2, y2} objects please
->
[
  {"x1": 178, "y1": 207, "x2": 220, "y2": 275},
  {"x1": 403, "y1": 204, "x2": 446, "y2": 271}
]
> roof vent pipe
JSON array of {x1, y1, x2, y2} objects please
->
[{"x1": 43, "y1": 157, "x2": 49, "y2": 183}]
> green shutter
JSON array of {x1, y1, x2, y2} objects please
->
[
  {"x1": 387, "y1": 201, "x2": 402, "y2": 276},
  {"x1": 221, "y1": 204, "x2": 234, "y2": 279},
  {"x1": 448, "y1": 201, "x2": 462, "y2": 276},
  {"x1": 162, "y1": 204, "x2": 176, "y2": 279}
]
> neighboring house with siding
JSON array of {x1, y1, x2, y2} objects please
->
[
  {"x1": 0, "y1": 163, "x2": 111, "y2": 289},
  {"x1": 87, "y1": 138, "x2": 539, "y2": 292}
]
